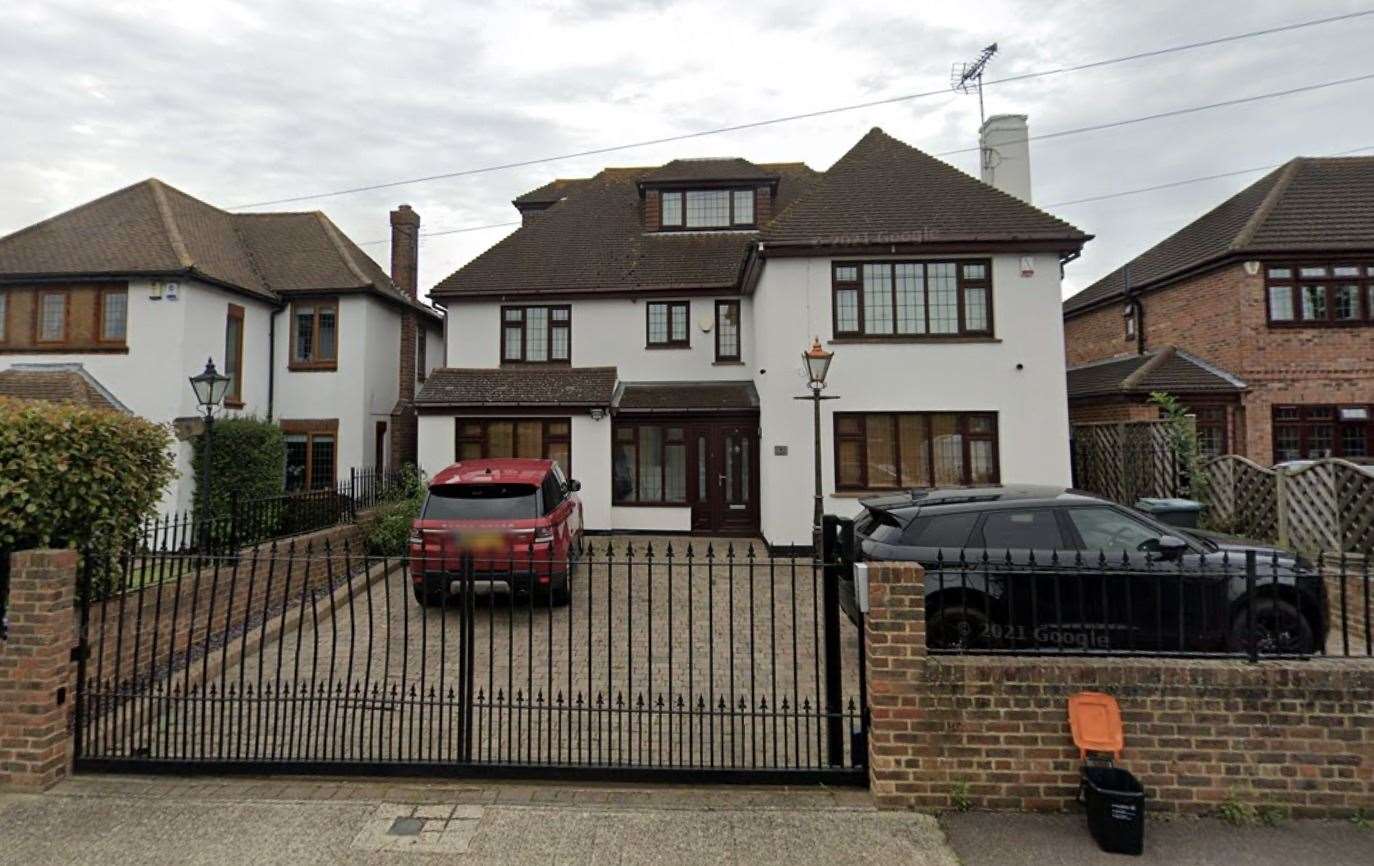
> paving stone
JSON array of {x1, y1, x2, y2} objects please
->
[{"x1": 413, "y1": 804, "x2": 454, "y2": 820}]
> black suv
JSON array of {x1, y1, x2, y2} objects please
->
[{"x1": 829, "y1": 485, "x2": 1327, "y2": 655}]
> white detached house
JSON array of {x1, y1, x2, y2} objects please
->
[
  {"x1": 417, "y1": 120, "x2": 1090, "y2": 549},
  {"x1": 0, "y1": 179, "x2": 443, "y2": 513}
]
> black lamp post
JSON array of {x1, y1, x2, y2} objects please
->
[
  {"x1": 796, "y1": 337, "x2": 837, "y2": 560},
  {"x1": 189, "y1": 358, "x2": 231, "y2": 552}
]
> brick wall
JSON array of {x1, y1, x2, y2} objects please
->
[
  {"x1": 866, "y1": 561, "x2": 1374, "y2": 817},
  {"x1": 0, "y1": 550, "x2": 76, "y2": 789},
  {"x1": 1068, "y1": 402, "x2": 1159, "y2": 426},
  {"x1": 1064, "y1": 261, "x2": 1374, "y2": 462},
  {"x1": 79, "y1": 519, "x2": 370, "y2": 700}
]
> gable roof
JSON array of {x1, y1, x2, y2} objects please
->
[
  {"x1": 761, "y1": 128, "x2": 1089, "y2": 251},
  {"x1": 0, "y1": 179, "x2": 438, "y2": 318},
  {"x1": 0, "y1": 363, "x2": 131, "y2": 413},
  {"x1": 1066, "y1": 347, "x2": 1246, "y2": 400},
  {"x1": 435, "y1": 127, "x2": 1090, "y2": 301},
  {"x1": 434, "y1": 162, "x2": 819, "y2": 299},
  {"x1": 1063, "y1": 156, "x2": 1374, "y2": 316}
]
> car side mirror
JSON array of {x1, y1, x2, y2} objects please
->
[
  {"x1": 1155, "y1": 535, "x2": 1188, "y2": 560},
  {"x1": 567, "y1": 479, "x2": 582, "y2": 492}
]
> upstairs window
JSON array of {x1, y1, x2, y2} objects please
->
[
  {"x1": 833, "y1": 260, "x2": 992, "y2": 338},
  {"x1": 1266, "y1": 263, "x2": 1373, "y2": 326},
  {"x1": 224, "y1": 304, "x2": 244, "y2": 405},
  {"x1": 659, "y1": 188, "x2": 757, "y2": 230},
  {"x1": 646, "y1": 301, "x2": 689, "y2": 348},
  {"x1": 715, "y1": 299, "x2": 740, "y2": 362},
  {"x1": 502, "y1": 305, "x2": 570, "y2": 363},
  {"x1": 291, "y1": 299, "x2": 337, "y2": 369}
]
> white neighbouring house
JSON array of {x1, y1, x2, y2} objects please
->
[
  {"x1": 0, "y1": 179, "x2": 444, "y2": 514},
  {"x1": 417, "y1": 120, "x2": 1090, "y2": 549}
]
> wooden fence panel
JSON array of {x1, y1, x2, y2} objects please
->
[
  {"x1": 1071, "y1": 420, "x2": 1183, "y2": 505},
  {"x1": 1201, "y1": 456, "x2": 1372, "y2": 554}
]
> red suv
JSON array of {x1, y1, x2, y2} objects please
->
[{"x1": 408, "y1": 458, "x2": 584, "y2": 607}]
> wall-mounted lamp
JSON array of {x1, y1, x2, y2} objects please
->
[{"x1": 590, "y1": 408, "x2": 605, "y2": 421}]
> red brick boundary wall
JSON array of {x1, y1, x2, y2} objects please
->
[
  {"x1": 0, "y1": 550, "x2": 76, "y2": 790},
  {"x1": 866, "y1": 562, "x2": 1374, "y2": 817}
]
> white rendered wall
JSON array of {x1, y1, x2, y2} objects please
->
[
  {"x1": 444, "y1": 296, "x2": 753, "y2": 379},
  {"x1": 752, "y1": 253, "x2": 1072, "y2": 547},
  {"x1": 423, "y1": 321, "x2": 444, "y2": 376}
]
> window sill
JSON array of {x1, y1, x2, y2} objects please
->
[
  {"x1": 499, "y1": 361, "x2": 572, "y2": 367},
  {"x1": 712, "y1": 360, "x2": 745, "y2": 366},
  {"x1": 1266, "y1": 320, "x2": 1373, "y2": 329},
  {"x1": 288, "y1": 362, "x2": 338, "y2": 372},
  {"x1": 612, "y1": 501, "x2": 692, "y2": 508},
  {"x1": 828, "y1": 336, "x2": 1001, "y2": 345},
  {"x1": 224, "y1": 399, "x2": 245, "y2": 410},
  {"x1": 644, "y1": 344, "x2": 691, "y2": 350}
]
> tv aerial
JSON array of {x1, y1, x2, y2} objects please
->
[{"x1": 951, "y1": 43, "x2": 998, "y2": 124}]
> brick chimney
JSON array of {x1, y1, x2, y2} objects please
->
[
  {"x1": 390, "y1": 204, "x2": 420, "y2": 298},
  {"x1": 389, "y1": 204, "x2": 421, "y2": 471}
]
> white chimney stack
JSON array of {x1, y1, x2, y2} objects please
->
[{"x1": 979, "y1": 114, "x2": 1032, "y2": 203}]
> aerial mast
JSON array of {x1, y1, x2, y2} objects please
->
[{"x1": 950, "y1": 43, "x2": 999, "y2": 124}]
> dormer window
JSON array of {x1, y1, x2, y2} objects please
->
[{"x1": 660, "y1": 188, "x2": 757, "y2": 230}]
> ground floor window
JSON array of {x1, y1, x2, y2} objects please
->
[
  {"x1": 455, "y1": 418, "x2": 571, "y2": 476},
  {"x1": 283, "y1": 420, "x2": 338, "y2": 491},
  {"x1": 613, "y1": 422, "x2": 687, "y2": 504},
  {"x1": 1272, "y1": 404, "x2": 1371, "y2": 462},
  {"x1": 1188, "y1": 405, "x2": 1228, "y2": 459},
  {"x1": 834, "y1": 411, "x2": 998, "y2": 490}
]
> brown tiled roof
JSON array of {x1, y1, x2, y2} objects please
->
[
  {"x1": 513, "y1": 178, "x2": 588, "y2": 206},
  {"x1": 641, "y1": 159, "x2": 779, "y2": 184},
  {"x1": 1063, "y1": 157, "x2": 1374, "y2": 316},
  {"x1": 0, "y1": 179, "x2": 438, "y2": 319},
  {"x1": 614, "y1": 381, "x2": 759, "y2": 413},
  {"x1": 0, "y1": 364, "x2": 130, "y2": 412},
  {"x1": 1066, "y1": 347, "x2": 1246, "y2": 399},
  {"x1": 415, "y1": 367, "x2": 618, "y2": 408},
  {"x1": 761, "y1": 127, "x2": 1088, "y2": 250},
  {"x1": 433, "y1": 163, "x2": 819, "y2": 299}
]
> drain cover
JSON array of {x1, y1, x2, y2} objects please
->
[{"x1": 388, "y1": 817, "x2": 424, "y2": 836}]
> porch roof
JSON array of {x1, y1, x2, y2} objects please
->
[
  {"x1": 415, "y1": 366, "x2": 618, "y2": 409},
  {"x1": 613, "y1": 380, "x2": 759, "y2": 414},
  {"x1": 1066, "y1": 347, "x2": 1246, "y2": 400}
]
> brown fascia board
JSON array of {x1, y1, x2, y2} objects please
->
[
  {"x1": 415, "y1": 403, "x2": 604, "y2": 414},
  {"x1": 0, "y1": 266, "x2": 279, "y2": 305},
  {"x1": 760, "y1": 237, "x2": 1087, "y2": 258}
]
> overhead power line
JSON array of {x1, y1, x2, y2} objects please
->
[
  {"x1": 229, "y1": 9, "x2": 1374, "y2": 209},
  {"x1": 934, "y1": 72, "x2": 1374, "y2": 157},
  {"x1": 354, "y1": 220, "x2": 521, "y2": 247}
]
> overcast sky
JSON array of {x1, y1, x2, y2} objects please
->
[{"x1": 4, "y1": 0, "x2": 1372, "y2": 300}]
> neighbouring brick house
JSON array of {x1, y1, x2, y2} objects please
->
[
  {"x1": 0, "y1": 181, "x2": 444, "y2": 512},
  {"x1": 1062, "y1": 157, "x2": 1374, "y2": 464}
]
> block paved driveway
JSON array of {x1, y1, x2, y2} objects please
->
[{"x1": 109, "y1": 537, "x2": 864, "y2": 772}]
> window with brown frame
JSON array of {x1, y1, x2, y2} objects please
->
[
  {"x1": 416, "y1": 327, "x2": 427, "y2": 382},
  {"x1": 715, "y1": 299, "x2": 740, "y2": 361},
  {"x1": 501, "y1": 305, "x2": 570, "y2": 363},
  {"x1": 659, "y1": 188, "x2": 757, "y2": 230},
  {"x1": 1188, "y1": 405, "x2": 1228, "y2": 459},
  {"x1": 224, "y1": 303, "x2": 244, "y2": 405},
  {"x1": 1265, "y1": 263, "x2": 1374, "y2": 326},
  {"x1": 36, "y1": 290, "x2": 67, "y2": 343},
  {"x1": 1272, "y1": 404, "x2": 1371, "y2": 462},
  {"x1": 0, "y1": 292, "x2": 8, "y2": 344},
  {"x1": 646, "y1": 301, "x2": 689, "y2": 348},
  {"x1": 455, "y1": 418, "x2": 571, "y2": 476},
  {"x1": 290, "y1": 299, "x2": 338, "y2": 369},
  {"x1": 834, "y1": 412, "x2": 999, "y2": 490},
  {"x1": 97, "y1": 287, "x2": 128, "y2": 345},
  {"x1": 282, "y1": 420, "x2": 338, "y2": 491},
  {"x1": 612, "y1": 421, "x2": 687, "y2": 504},
  {"x1": 832, "y1": 260, "x2": 993, "y2": 338}
]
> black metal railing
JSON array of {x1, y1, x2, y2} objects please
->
[
  {"x1": 73, "y1": 540, "x2": 866, "y2": 784},
  {"x1": 918, "y1": 548, "x2": 1370, "y2": 661}
]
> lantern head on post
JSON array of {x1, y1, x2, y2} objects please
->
[
  {"x1": 802, "y1": 337, "x2": 833, "y2": 392},
  {"x1": 189, "y1": 357, "x2": 231, "y2": 415}
]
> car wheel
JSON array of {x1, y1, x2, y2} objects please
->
[
  {"x1": 1228, "y1": 598, "x2": 1314, "y2": 655},
  {"x1": 926, "y1": 605, "x2": 991, "y2": 651},
  {"x1": 412, "y1": 585, "x2": 446, "y2": 607}
]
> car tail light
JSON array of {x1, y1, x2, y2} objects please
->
[
  {"x1": 408, "y1": 533, "x2": 423, "y2": 547},
  {"x1": 534, "y1": 525, "x2": 554, "y2": 543}
]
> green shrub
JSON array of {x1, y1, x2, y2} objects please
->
[
  {"x1": 190, "y1": 415, "x2": 285, "y2": 524},
  {"x1": 0, "y1": 397, "x2": 175, "y2": 552},
  {"x1": 364, "y1": 466, "x2": 424, "y2": 557}
]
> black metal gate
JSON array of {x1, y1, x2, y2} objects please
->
[{"x1": 74, "y1": 539, "x2": 867, "y2": 784}]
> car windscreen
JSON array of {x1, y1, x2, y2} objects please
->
[{"x1": 422, "y1": 483, "x2": 541, "y2": 521}]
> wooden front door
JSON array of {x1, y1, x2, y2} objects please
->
[{"x1": 690, "y1": 420, "x2": 759, "y2": 534}]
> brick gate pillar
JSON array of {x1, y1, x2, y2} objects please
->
[
  {"x1": 863, "y1": 561, "x2": 927, "y2": 808},
  {"x1": 0, "y1": 549, "x2": 77, "y2": 790}
]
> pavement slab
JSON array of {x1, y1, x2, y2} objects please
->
[{"x1": 942, "y1": 811, "x2": 1374, "y2": 866}]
